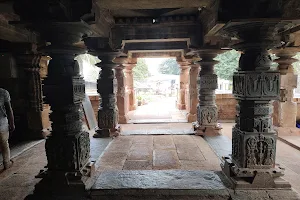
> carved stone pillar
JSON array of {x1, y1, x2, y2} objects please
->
[
  {"x1": 220, "y1": 20, "x2": 295, "y2": 189},
  {"x1": 193, "y1": 49, "x2": 223, "y2": 135},
  {"x1": 115, "y1": 64, "x2": 128, "y2": 124},
  {"x1": 124, "y1": 64, "x2": 137, "y2": 111},
  {"x1": 272, "y1": 47, "x2": 299, "y2": 128},
  {"x1": 177, "y1": 61, "x2": 190, "y2": 110},
  {"x1": 84, "y1": 37, "x2": 120, "y2": 138},
  {"x1": 25, "y1": 22, "x2": 93, "y2": 198},
  {"x1": 187, "y1": 63, "x2": 200, "y2": 122}
]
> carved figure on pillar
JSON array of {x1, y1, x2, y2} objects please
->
[
  {"x1": 84, "y1": 37, "x2": 120, "y2": 138},
  {"x1": 219, "y1": 20, "x2": 297, "y2": 189},
  {"x1": 193, "y1": 49, "x2": 224, "y2": 136},
  {"x1": 272, "y1": 47, "x2": 299, "y2": 128},
  {"x1": 177, "y1": 60, "x2": 190, "y2": 110}
]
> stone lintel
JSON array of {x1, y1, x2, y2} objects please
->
[{"x1": 123, "y1": 41, "x2": 188, "y2": 52}]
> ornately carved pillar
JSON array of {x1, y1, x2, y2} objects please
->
[
  {"x1": 187, "y1": 63, "x2": 200, "y2": 122},
  {"x1": 177, "y1": 61, "x2": 190, "y2": 110},
  {"x1": 124, "y1": 63, "x2": 137, "y2": 111},
  {"x1": 26, "y1": 22, "x2": 93, "y2": 198},
  {"x1": 84, "y1": 37, "x2": 120, "y2": 138},
  {"x1": 221, "y1": 20, "x2": 295, "y2": 189},
  {"x1": 115, "y1": 64, "x2": 128, "y2": 124},
  {"x1": 193, "y1": 49, "x2": 223, "y2": 135},
  {"x1": 272, "y1": 47, "x2": 299, "y2": 128}
]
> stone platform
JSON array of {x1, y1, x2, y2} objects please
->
[{"x1": 91, "y1": 170, "x2": 230, "y2": 200}]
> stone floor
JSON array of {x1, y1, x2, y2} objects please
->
[
  {"x1": 127, "y1": 97, "x2": 187, "y2": 123},
  {"x1": 0, "y1": 139, "x2": 44, "y2": 164},
  {"x1": 1, "y1": 123, "x2": 300, "y2": 199}
]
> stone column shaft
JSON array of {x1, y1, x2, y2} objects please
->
[
  {"x1": 177, "y1": 62, "x2": 189, "y2": 110},
  {"x1": 187, "y1": 64, "x2": 200, "y2": 122},
  {"x1": 124, "y1": 64, "x2": 136, "y2": 111},
  {"x1": 272, "y1": 47, "x2": 299, "y2": 128},
  {"x1": 115, "y1": 65, "x2": 128, "y2": 124},
  {"x1": 193, "y1": 49, "x2": 223, "y2": 135}
]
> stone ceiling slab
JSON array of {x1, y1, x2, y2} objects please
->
[{"x1": 96, "y1": 0, "x2": 211, "y2": 10}]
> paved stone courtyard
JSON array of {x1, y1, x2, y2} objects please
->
[
  {"x1": 127, "y1": 97, "x2": 188, "y2": 123},
  {"x1": 0, "y1": 123, "x2": 300, "y2": 199}
]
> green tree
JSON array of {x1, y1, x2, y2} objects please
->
[
  {"x1": 158, "y1": 58, "x2": 180, "y2": 75},
  {"x1": 133, "y1": 58, "x2": 150, "y2": 81},
  {"x1": 214, "y1": 50, "x2": 240, "y2": 81}
]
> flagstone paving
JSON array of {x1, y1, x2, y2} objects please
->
[
  {"x1": 127, "y1": 98, "x2": 188, "y2": 123},
  {"x1": 97, "y1": 135, "x2": 221, "y2": 171}
]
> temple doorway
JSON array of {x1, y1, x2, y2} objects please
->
[{"x1": 127, "y1": 57, "x2": 188, "y2": 123}]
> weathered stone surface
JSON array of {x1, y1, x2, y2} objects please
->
[
  {"x1": 123, "y1": 160, "x2": 152, "y2": 170},
  {"x1": 92, "y1": 170, "x2": 229, "y2": 199},
  {"x1": 266, "y1": 190, "x2": 300, "y2": 200},
  {"x1": 229, "y1": 190, "x2": 271, "y2": 200},
  {"x1": 153, "y1": 149, "x2": 180, "y2": 169},
  {"x1": 127, "y1": 145, "x2": 152, "y2": 160},
  {"x1": 153, "y1": 135, "x2": 176, "y2": 149}
]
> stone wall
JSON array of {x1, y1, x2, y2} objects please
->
[{"x1": 216, "y1": 94, "x2": 237, "y2": 121}]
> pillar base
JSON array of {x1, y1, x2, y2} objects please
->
[
  {"x1": 119, "y1": 115, "x2": 128, "y2": 124},
  {"x1": 29, "y1": 160, "x2": 96, "y2": 200},
  {"x1": 129, "y1": 105, "x2": 137, "y2": 111},
  {"x1": 177, "y1": 103, "x2": 186, "y2": 110},
  {"x1": 187, "y1": 113, "x2": 197, "y2": 123},
  {"x1": 94, "y1": 125, "x2": 121, "y2": 138},
  {"x1": 221, "y1": 156, "x2": 290, "y2": 189},
  {"x1": 193, "y1": 122, "x2": 221, "y2": 136}
]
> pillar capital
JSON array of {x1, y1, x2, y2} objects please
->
[
  {"x1": 272, "y1": 47, "x2": 299, "y2": 75},
  {"x1": 123, "y1": 63, "x2": 137, "y2": 71},
  {"x1": 84, "y1": 37, "x2": 120, "y2": 69}
]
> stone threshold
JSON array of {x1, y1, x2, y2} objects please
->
[{"x1": 91, "y1": 170, "x2": 230, "y2": 200}]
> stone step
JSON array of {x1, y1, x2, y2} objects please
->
[{"x1": 91, "y1": 170, "x2": 230, "y2": 200}]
